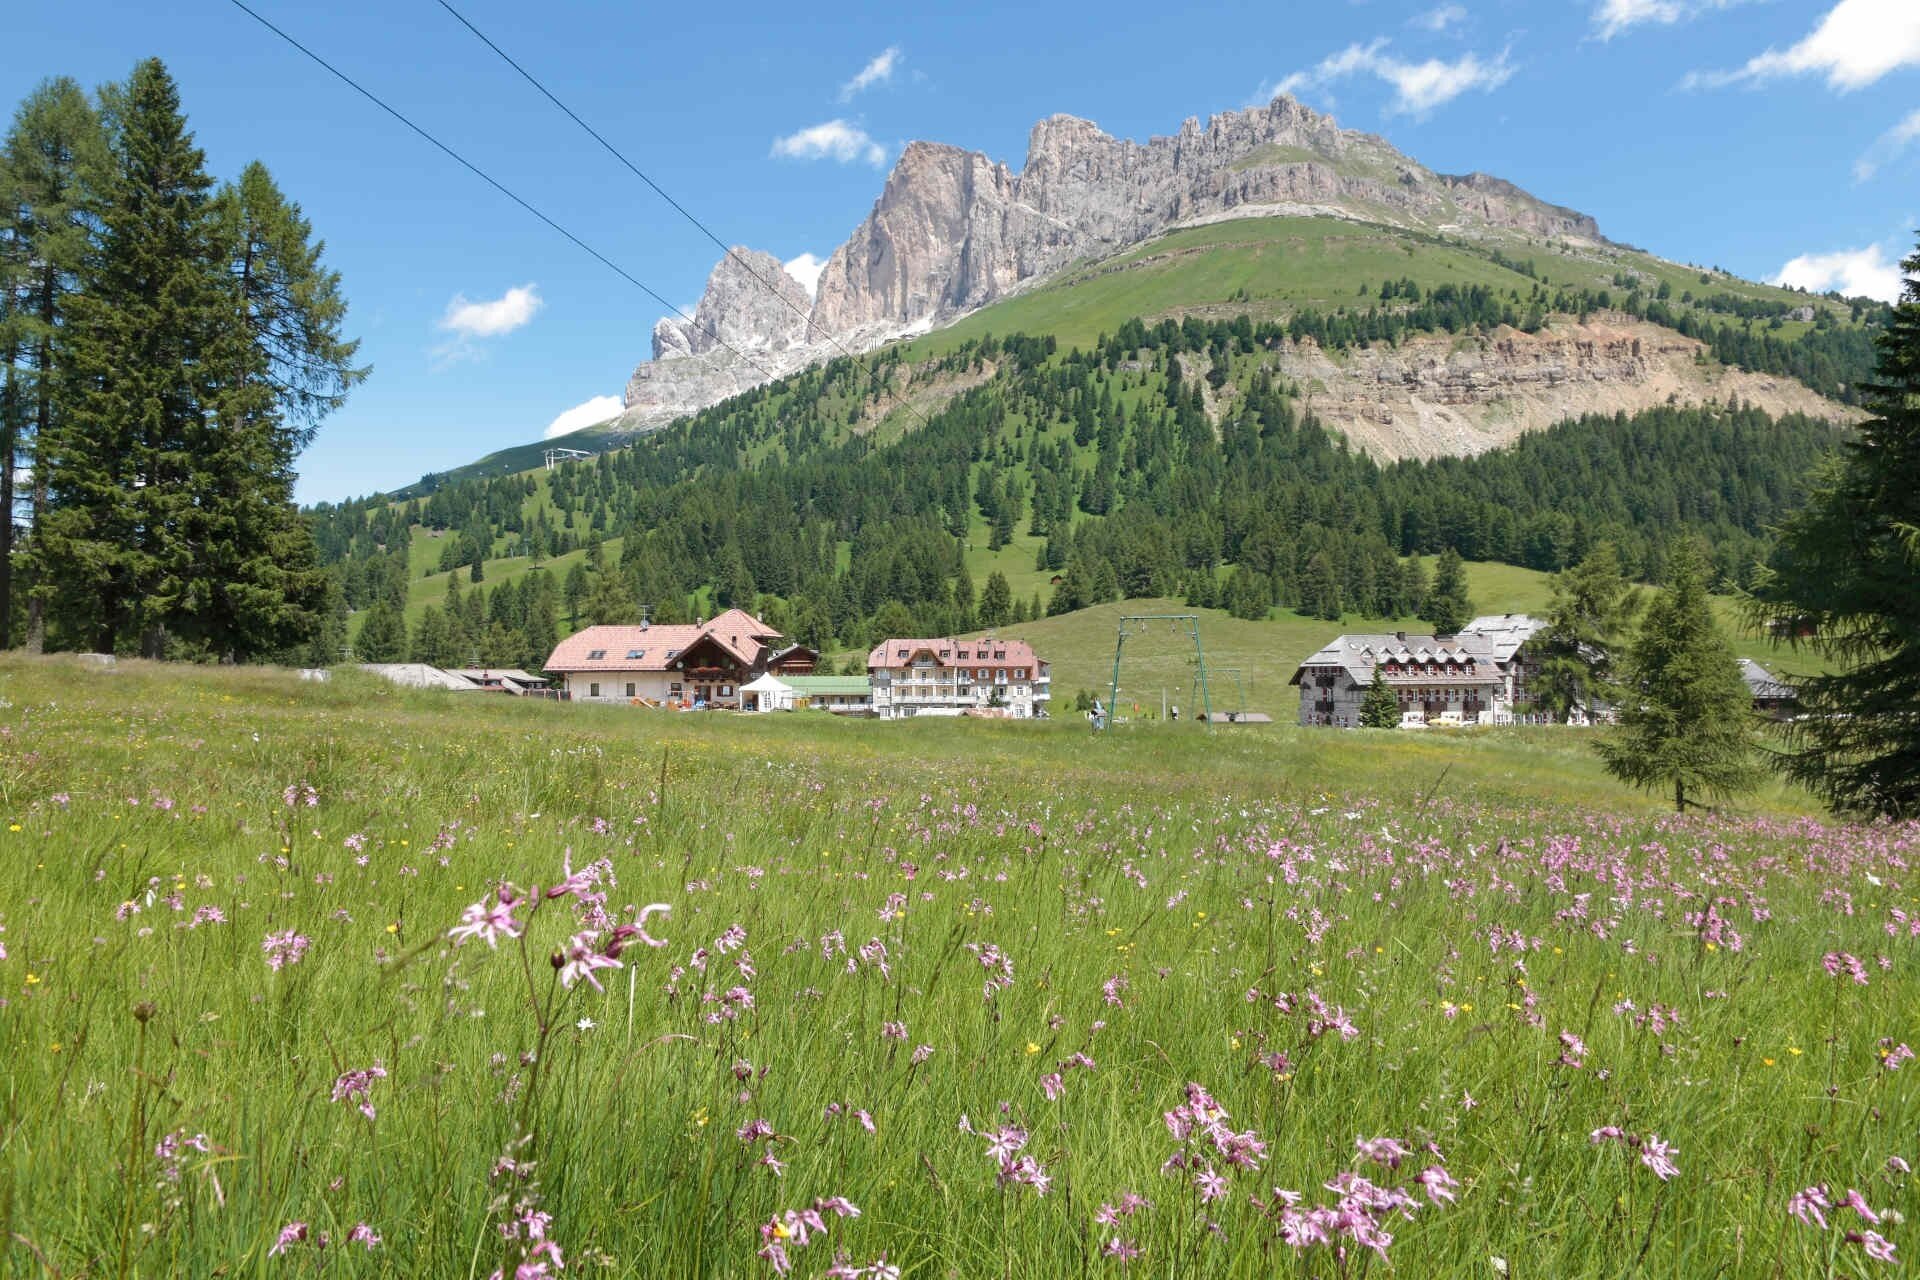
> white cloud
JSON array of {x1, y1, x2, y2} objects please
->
[
  {"x1": 1772, "y1": 243, "x2": 1906, "y2": 302},
  {"x1": 771, "y1": 119, "x2": 887, "y2": 167},
  {"x1": 1684, "y1": 0, "x2": 1920, "y2": 91},
  {"x1": 1854, "y1": 108, "x2": 1920, "y2": 180},
  {"x1": 784, "y1": 252, "x2": 828, "y2": 299},
  {"x1": 839, "y1": 47, "x2": 901, "y2": 101},
  {"x1": 544, "y1": 394, "x2": 624, "y2": 440},
  {"x1": 1269, "y1": 38, "x2": 1514, "y2": 116},
  {"x1": 1592, "y1": 0, "x2": 1759, "y2": 40},
  {"x1": 440, "y1": 284, "x2": 542, "y2": 339},
  {"x1": 1413, "y1": 4, "x2": 1467, "y2": 32},
  {"x1": 1592, "y1": 0, "x2": 1686, "y2": 39}
]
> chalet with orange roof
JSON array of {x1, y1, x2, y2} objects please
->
[{"x1": 542, "y1": 609, "x2": 809, "y2": 708}]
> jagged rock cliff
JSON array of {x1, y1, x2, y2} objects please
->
[{"x1": 622, "y1": 94, "x2": 1606, "y2": 433}]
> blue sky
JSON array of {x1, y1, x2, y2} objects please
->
[{"x1": 5, "y1": 0, "x2": 1917, "y2": 503}]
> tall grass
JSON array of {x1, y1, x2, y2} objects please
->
[{"x1": 0, "y1": 656, "x2": 1912, "y2": 1276}]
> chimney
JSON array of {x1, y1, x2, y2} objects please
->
[{"x1": 640, "y1": 617, "x2": 649, "y2": 631}]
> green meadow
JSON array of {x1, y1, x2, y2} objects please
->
[{"x1": 1, "y1": 655, "x2": 1912, "y2": 1277}]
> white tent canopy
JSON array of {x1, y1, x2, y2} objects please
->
[{"x1": 740, "y1": 673, "x2": 793, "y2": 713}]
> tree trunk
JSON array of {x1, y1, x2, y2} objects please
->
[
  {"x1": 1674, "y1": 777, "x2": 1686, "y2": 814},
  {"x1": 0, "y1": 349, "x2": 15, "y2": 650},
  {"x1": 24, "y1": 293, "x2": 53, "y2": 654}
]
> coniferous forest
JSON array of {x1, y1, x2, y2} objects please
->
[{"x1": 307, "y1": 314, "x2": 1850, "y2": 671}]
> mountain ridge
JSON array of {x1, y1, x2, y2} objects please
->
[{"x1": 623, "y1": 94, "x2": 1608, "y2": 433}]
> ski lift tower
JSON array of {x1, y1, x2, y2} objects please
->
[
  {"x1": 543, "y1": 447, "x2": 593, "y2": 470},
  {"x1": 1106, "y1": 613, "x2": 1212, "y2": 730}
]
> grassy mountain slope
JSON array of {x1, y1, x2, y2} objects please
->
[
  {"x1": 376, "y1": 214, "x2": 1874, "y2": 498},
  {"x1": 909, "y1": 216, "x2": 1838, "y2": 359}
]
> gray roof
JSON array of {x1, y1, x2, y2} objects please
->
[
  {"x1": 1462, "y1": 615, "x2": 1547, "y2": 664},
  {"x1": 1739, "y1": 658, "x2": 1796, "y2": 700},
  {"x1": 1290, "y1": 616, "x2": 1545, "y2": 687},
  {"x1": 359, "y1": 664, "x2": 481, "y2": 691}
]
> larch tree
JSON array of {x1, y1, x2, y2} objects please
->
[
  {"x1": 1749, "y1": 238, "x2": 1920, "y2": 817},
  {"x1": 1597, "y1": 540, "x2": 1757, "y2": 812},
  {"x1": 978, "y1": 570, "x2": 1012, "y2": 628},
  {"x1": 1534, "y1": 541, "x2": 1641, "y2": 723},
  {"x1": 1359, "y1": 667, "x2": 1401, "y2": 728},
  {"x1": 1421, "y1": 547, "x2": 1473, "y2": 635}
]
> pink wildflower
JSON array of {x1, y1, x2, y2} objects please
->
[
  {"x1": 448, "y1": 893, "x2": 524, "y2": 949},
  {"x1": 261, "y1": 930, "x2": 310, "y2": 971}
]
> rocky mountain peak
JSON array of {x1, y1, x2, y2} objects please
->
[
  {"x1": 621, "y1": 95, "x2": 1609, "y2": 432},
  {"x1": 650, "y1": 246, "x2": 811, "y2": 361}
]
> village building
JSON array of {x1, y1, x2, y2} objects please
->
[
  {"x1": 740, "y1": 673, "x2": 874, "y2": 715},
  {"x1": 1289, "y1": 614, "x2": 1546, "y2": 728},
  {"x1": 359, "y1": 663, "x2": 483, "y2": 692},
  {"x1": 865, "y1": 637, "x2": 1051, "y2": 720},
  {"x1": 1739, "y1": 658, "x2": 1798, "y2": 719},
  {"x1": 542, "y1": 609, "x2": 808, "y2": 709},
  {"x1": 447, "y1": 668, "x2": 552, "y2": 695}
]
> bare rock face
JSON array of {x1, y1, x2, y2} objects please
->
[
  {"x1": 1279, "y1": 316, "x2": 1861, "y2": 461},
  {"x1": 621, "y1": 96, "x2": 1609, "y2": 431},
  {"x1": 650, "y1": 247, "x2": 811, "y2": 360}
]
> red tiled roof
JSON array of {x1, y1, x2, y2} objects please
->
[
  {"x1": 865, "y1": 636, "x2": 1045, "y2": 673},
  {"x1": 544, "y1": 611, "x2": 777, "y2": 674}
]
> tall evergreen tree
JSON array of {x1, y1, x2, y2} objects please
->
[
  {"x1": 1421, "y1": 547, "x2": 1473, "y2": 635},
  {"x1": 1359, "y1": 667, "x2": 1401, "y2": 728},
  {"x1": 978, "y1": 570, "x2": 1012, "y2": 628},
  {"x1": 35, "y1": 60, "x2": 351, "y2": 659},
  {"x1": 1597, "y1": 540, "x2": 1757, "y2": 812},
  {"x1": 1534, "y1": 542, "x2": 1641, "y2": 722},
  {"x1": 352, "y1": 599, "x2": 406, "y2": 662},
  {"x1": 0, "y1": 78, "x2": 104, "y2": 651},
  {"x1": 1751, "y1": 239, "x2": 1920, "y2": 816}
]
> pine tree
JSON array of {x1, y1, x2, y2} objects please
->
[
  {"x1": 353, "y1": 600, "x2": 406, "y2": 662},
  {"x1": 411, "y1": 604, "x2": 450, "y2": 664},
  {"x1": 36, "y1": 60, "x2": 349, "y2": 659},
  {"x1": 1359, "y1": 667, "x2": 1401, "y2": 728},
  {"x1": 39, "y1": 60, "x2": 225, "y2": 654},
  {"x1": 1535, "y1": 542, "x2": 1641, "y2": 722},
  {"x1": 1422, "y1": 547, "x2": 1473, "y2": 635},
  {"x1": 1597, "y1": 540, "x2": 1757, "y2": 812},
  {"x1": 951, "y1": 564, "x2": 976, "y2": 632},
  {"x1": 583, "y1": 570, "x2": 640, "y2": 625},
  {"x1": 0, "y1": 78, "x2": 105, "y2": 651},
  {"x1": 1751, "y1": 238, "x2": 1920, "y2": 816},
  {"x1": 978, "y1": 570, "x2": 1012, "y2": 628},
  {"x1": 302, "y1": 571, "x2": 349, "y2": 667}
]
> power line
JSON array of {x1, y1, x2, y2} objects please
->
[
  {"x1": 431, "y1": 0, "x2": 932, "y2": 431},
  {"x1": 224, "y1": 0, "x2": 785, "y2": 394}
]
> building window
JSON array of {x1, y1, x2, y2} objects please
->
[
  {"x1": 586, "y1": 649, "x2": 606, "y2": 660},
  {"x1": 626, "y1": 649, "x2": 645, "y2": 660},
  {"x1": 625, "y1": 683, "x2": 636, "y2": 697},
  {"x1": 589, "y1": 682, "x2": 600, "y2": 698},
  {"x1": 669, "y1": 682, "x2": 682, "y2": 695},
  {"x1": 721, "y1": 685, "x2": 733, "y2": 697}
]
